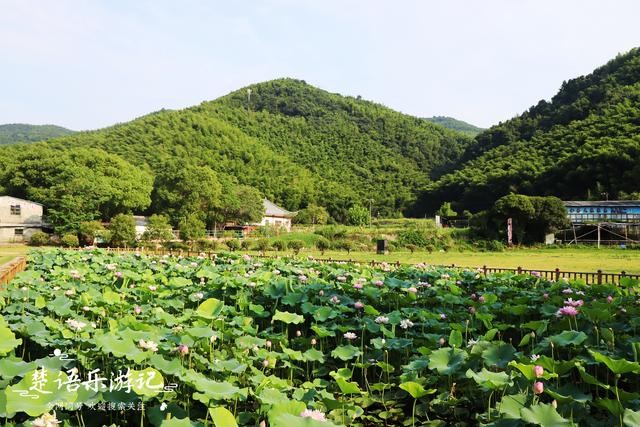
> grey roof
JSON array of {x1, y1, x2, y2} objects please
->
[
  {"x1": 564, "y1": 200, "x2": 640, "y2": 207},
  {"x1": 0, "y1": 195, "x2": 43, "y2": 206},
  {"x1": 263, "y1": 198, "x2": 295, "y2": 217}
]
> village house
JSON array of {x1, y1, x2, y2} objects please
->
[
  {"x1": 258, "y1": 198, "x2": 296, "y2": 231},
  {"x1": 0, "y1": 196, "x2": 46, "y2": 243}
]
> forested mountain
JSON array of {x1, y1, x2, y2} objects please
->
[
  {"x1": 0, "y1": 123, "x2": 74, "y2": 145},
  {"x1": 424, "y1": 116, "x2": 484, "y2": 137},
  {"x1": 417, "y1": 47, "x2": 640, "y2": 214},
  {"x1": 0, "y1": 79, "x2": 472, "y2": 229}
]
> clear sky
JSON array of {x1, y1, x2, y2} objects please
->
[{"x1": 1, "y1": 0, "x2": 639, "y2": 131}]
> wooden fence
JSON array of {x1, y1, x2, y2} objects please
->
[
  {"x1": 94, "y1": 247, "x2": 639, "y2": 286},
  {"x1": 0, "y1": 257, "x2": 27, "y2": 286}
]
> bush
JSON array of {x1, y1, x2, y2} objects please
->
[
  {"x1": 109, "y1": 214, "x2": 137, "y2": 247},
  {"x1": 315, "y1": 236, "x2": 330, "y2": 254},
  {"x1": 335, "y1": 239, "x2": 354, "y2": 253},
  {"x1": 255, "y1": 239, "x2": 271, "y2": 253},
  {"x1": 60, "y1": 234, "x2": 79, "y2": 248},
  {"x1": 271, "y1": 240, "x2": 286, "y2": 252},
  {"x1": 240, "y1": 240, "x2": 251, "y2": 251},
  {"x1": 194, "y1": 239, "x2": 218, "y2": 251},
  {"x1": 78, "y1": 221, "x2": 106, "y2": 246},
  {"x1": 314, "y1": 226, "x2": 347, "y2": 240},
  {"x1": 287, "y1": 239, "x2": 305, "y2": 254},
  {"x1": 164, "y1": 241, "x2": 190, "y2": 251},
  {"x1": 178, "y1": 214, "x2": 206, "y2": 242},
  {"x1": 405, "y1": 244, "x2": 418, "y2": 253},
  {"x1": 347, "y1": 205, "x2": 369, "y2": 226},
  {"x1": 142, "y1": 214, "x2": 174, "y2": 243},
  {"x1": 29, "y1": 231, "x2": 49, "y2": 246},
  {"x1": 225, "y1": 239, "x2": 241, "y2": 251}
]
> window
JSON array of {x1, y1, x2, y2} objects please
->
[
  {"x1": 14, "y1": 229, "x2": 23, "y2": 236},
  {"x1": 10, "y1": 205, "x2": 21, "y2": 215}
]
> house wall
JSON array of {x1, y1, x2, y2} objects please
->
[
  {"x1": 260, "y1": 216, "x2": 292, "y2": 231},
  {"x1": 0, "y1": 197, "x2": 44, "y2": 243}
]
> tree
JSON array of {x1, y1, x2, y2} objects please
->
[
  {"x1": 178, "y1": 214, "x2": 206, "y2": 242},
  {"x1": 347, "y1": 205, "x2": 369, "y2": 226},
  {"x1": 60, "y1": 234, "x2": 79, "y2": 248},
  {"x1": 287, "y1": 239, "x2": 305, "y2": 254},
  {"x1": 78, "y1": 221, "x2": 106, "y2": 246},
  {"x1": 526, "y1": 196, "x2": 570, "y2": 242},
  {"x1": 436, "y1": 202, "x2": 457, "y2": 217},
  {"x1": 210, "y1": 181, "x2": 264, "y2": 227},
  {"x1": 493, "y1": 194, "x2": 535, "y2": 244},
  {"x1": 142, "y1": 214, "x2": 174, "y2": 243},
  {"x1": 315, "y1": 237, "x2": 330, "y2": 254},
  {"x1": 152, "y1": 161, "x2": 222, "y2": 226},
  {"x1": 109, "y1": 214, "x2": 137, "y2": 247},
  {"x1": 294, "y1": 204, "x2": 329, "y2": 225}
]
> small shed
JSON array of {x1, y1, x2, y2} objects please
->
[
  {"x1": 258, "y1": 199, "x2": 296, "y2": 231},
  {"x1": 0, "y1": 196, "x2": 45, "y2": 243}
]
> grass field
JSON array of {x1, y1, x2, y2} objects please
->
[{"x1": 1, "y1": 245, "x2": 638, "y2": 274}]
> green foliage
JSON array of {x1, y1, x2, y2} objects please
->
[
  {"x1": 315, "y1": 236, "x2": 330, "y2": 254},
  {"x1": 109, "y1": 213, "x2": 137, "y2": 247},
  {"x1": 179, "y1": 214, "x2": 206, "y2": 242},
  {"x1": 271, "y1": 240, "x2": 286, "y2": 252},
  {"x1": 294, "y1": 204, "x2": 329, "y2": 225},
  {"x1": 421, "y1": 47, "x2": 640, "y2": 212},
  {"x1": 436, "y1": 201, "x2": 457, "y2": 217},
  {"x1": 78, "y1": 220, "x2": 106, "y2": 246},
  {"x1": 287, "y1": 239, "x2": 305, "y2": 254},
  {"x1": 424, "y1": 116, "x2": 484, "y2": 137},
  {"x1": 0, "y1": 123, "x2": 74, "y2": 145},
  {"x1": 494, "y1": 194, "x2": 535, "y2": 244},
  {"x1": 225, "y1": 239, "x2": 241, "y2": 251},
  {"x1": 60, "y1": 233, "x2": 79, "y2": 248},
  {"x1": 142, "y1": 214, "x2": 174, "y2": 243},
  {"x1": 347, "y1": 205, "x2": 369, "y2": 226},
  {"x1": 212, "y1": 183, "x2": 264, "y2": 226},
  {"x1": 28, "y1": 231, "x2": 49, "y2": 246},
  {"x1": 255, "y1": 238, "x2": 270, "y2": 253}
]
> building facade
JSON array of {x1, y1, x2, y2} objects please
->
[
  {"x1": 258, "y1": 199, "x2": 296, "y2": 231},
  {"x1": 564, "y1": 200, "x2": 640, "y2": 224},
  {"x1": 0, "y1": 196, "x2": 45, "y2": 243}
]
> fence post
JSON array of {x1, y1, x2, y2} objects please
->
[
  {"x1": 597, "y1": 270, "x2": 603, "y2": 285},
  {"x1": 517, "y1": 266, "x2": 522, "y2": 275},
  {"x1": 555, "y1": 268, "x2": 560, "y2": 282},
  {"x1": 396, "y1": 261, "x2": 401, "y2": 268},
  {"x1": 483, "y1": 265, "x2": 487, "y2": 276}
]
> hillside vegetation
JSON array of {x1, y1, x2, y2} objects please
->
[
  {"x1": 0, "y1": 79, "x2": 471, "y2": 228},
  {"x1": 419, "y1": 47, "x2": 640, "y2": 213},
  {"x1": 0, "y1": 123, "x2": 74, "y2": 145},
  {"x1": 424, "y1": 116, "x2": 484, "y2": 136}
]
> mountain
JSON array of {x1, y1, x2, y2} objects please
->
[
  {"x1": 0, "y1": 79, "x2": 472, "y2": 223},
  {"x1": 424, "y1": 116, "x2": 484, "y2": 137},
  {"x1": 0, "y1": 123, "x2": 74, "y2": 145},
  {"x1": 417, "y1": 47, "x2": 640, "y2": 214}
]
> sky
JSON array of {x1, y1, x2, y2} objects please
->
[{"x1": 1, "y1": 0, "x2": 639, "y2": 131}]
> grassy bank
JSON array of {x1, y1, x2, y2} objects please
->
[{"x1": 0, "y1": 245, "x2": 27, "y2": 265}]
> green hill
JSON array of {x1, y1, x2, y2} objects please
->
[
  {"x1": 417, "y1": 47, "x2": 640, "y2": 214},
  {"x1": 0, "y1": 79, "x2": 472, "y2": 226},
  {"x1": 424, "y1": 116, "x2": 484, "y2": 137},
  {"x1": 0, "y1": 123, "x2": 74, "y2": 145}
]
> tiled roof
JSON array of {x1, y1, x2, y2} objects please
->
[
  {"x1": 263, "y1": 198, "x2": 295, "y2": 217},
  {"x1": 564, "y1": 200, "x2": 640, "y2": 207}
]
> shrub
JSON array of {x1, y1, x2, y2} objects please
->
[
  {"x1": 347, "y1": 205, "x2": 369, "y2": 226},
  {"x1": 315, "y1": 237, "x2": 330, "y2": 254},
  {"x1": 194, "y1": 239, "x2": 218, "y2": 251},
  {"x1": 60, "y1": 234, "x2": 79, "y2": 248},
  {"x1": 287, "y1": 239, "x2": 305, "y2": 254},
  {"x1": 271, "y1": 240, "x2": 286, "y2": 252},
  {"x1": 255, "y1": 238, "x2": 271, "y2": 253},
  {"x1": 29, "y1": 231, "x2": 49, "y2": 246},
  {"x1": 314, "y1": 226, "x2": 347, "y2": 240},
  {"x1": 164, "y1": 241, "x2": 190, "y2": 251},
  {"x1": 78, "y1": 221, "x2": 106, "y2": 246},
  {"x1": 240, "y1": 240, "x2": 251, "y2": 251},
  {"x1": 225, "y1": 239, "x2": 241, "y2": 251},
  {"x1": 336, "y1": 239, "x2": 354, "y2": 253},
  {"x1": 109, "y1": 214, "x2": 137, "y2": 247},
  {"x1": 178, "y1": 214, "x2": 206, "y2": 242},
  {"x1": 294, "y1": 204, "x2": 329, "y2": 225},
  {"x1": 142, "y1": 214, "x2": 174, "y2": 243},
  {"x1": 406, "y1": 244, "x2": 418, "y2": 253}
]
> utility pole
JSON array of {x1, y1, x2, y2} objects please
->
[{"x1": 369, "y1": 199, "x2": 373, "y2": 228}]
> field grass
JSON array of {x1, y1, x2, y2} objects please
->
[
  {"x1": 0, "y1": 245, "x2": 27, "y2": 265},
  {"x1": 253, "y1": 247, "x2": 640, "y2": 274}
]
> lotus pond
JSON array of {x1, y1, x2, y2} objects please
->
[{"x1": 1, "y1": 249, "x2": 640, "y2": 426}]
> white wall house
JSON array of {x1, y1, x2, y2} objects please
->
[
  {"x1": 258, "y1": 198, "x2": 296, "y2": 231},
  {"x1": 133, "y1": 216, "x2": 149, "y2": 238},
  {"x1": 0, "y1": 196, "x2": 45, "y2": 243}
]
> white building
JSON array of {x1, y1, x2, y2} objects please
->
[
  {"x1": 0, "y1": 196, "x2": 45, "y2": 243},
  {"x1": 133, "y1": 216, "x2": 149, "y2": 238},
  {"x1": 258, "y1": 198, "x2": 296, "y2": 231}
]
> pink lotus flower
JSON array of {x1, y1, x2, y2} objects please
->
[
  {"x1": 533, "y1": 381, "x2": 544, "y2": 394},
  {"x1": 354, "y1": 301, "x2": 364, "y2": 309},
  {"x1": 556, "y1": 306, "x2": 579, "y2": 317},
  {"x1": 343, "y1": 332, "x2": 357, "y2": 340},
  {"x1": 298, "y1": 275, "x2": 308, "y2": 283},
  {"x1": 607, "y1": 295, "x2": 613, "y2": 303},
  {"x1": 330, "y1": 295, "x2": 340, "y2": 304},
  {"x1": 115, "y1": 271, "x2": 123, "y2": 278},
  {"x1": 311, "y1": 338, "x2": 317, "y2": 346},
  {"x1": 134, "y1": 305, "x2": 142, "y2": 315},
  {"x1": 300, "y1": 409, "x2": 326, "y2": 421},
  {"x1": 337, "y1": 276, "x2": 347, "y2": 282},
  {"x1": 265, "y1": 340, "x2": 272, "y2": 348},
  {"x1": 318, "y1": 290, "x2": 324, "y2": 296},
  {"x1": 407, "y1": 287, "x2": 418, "y2": 294},
  {"x1": 470, "y1": 293, "x2": 477, "y2": 300},
  {"x1": 469, "y1": 307, "x2": 476, "y2": 314},
  {"x1": 564, "y1": 298, "x2": 583, "y2": 307},
  {"x1": 562, "y1": 288, "x2": 573, "y2": 294},
  {"x1": 439, "y1": 313, "x2": 447, "y2": 320},
  {"x1": 534, "y1": 365, "x2": 544, "y2": 378},
  {"x1": 262, "y1": 359, "x2": 269, "y2": 368},
  {"x1": 373, "y1": 280, "x2": 384, "y2": 287},
  {"x1": 531, "y1": 271, "x2": 541, "y2": 278},
  {"x1": 543, "y1": 293, "x2": 549, "y2": 300},
  {"x1": 296, "y1": 330, "x2": 302, "y2": 337},
  {"x1": 478, "y1": 295, "x2": 485, "y2": 303},
  {"x1": 177, "y1": 344, "x2": 189, "y2": 355},
  {"x1": 439, "y1": 337, "x2": 446, "y2": 346},
  {"x1": 353, "y1": 282, "x2": 363, "y2": 290}
]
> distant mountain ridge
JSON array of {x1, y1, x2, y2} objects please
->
[
  {"x1": 424, "y1": 116, "x2": 484, "y2": 137},
  {"x1": 0, "y1": 123, "x2": 74, "y2": 145}
]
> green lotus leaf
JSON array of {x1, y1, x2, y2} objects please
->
[
  {"x1": 6, "y1": 368, "x2": 78, "y2": 416},
  {"x1": 95, "y1": 333, "x2": 147, "y2": 363},
  {"x1": 547, "y1": 330, "x2": 587, "y2": 347},
  {"x1": 0, "y1": 317, "x2": 22, "y2": 356},
  {"x1": 448, "y1": 330, "x2": 463, "y2": 348},
  {"x1": 160, "y1": 418, "x2": 196, "y2": 426},
  {"x1": 399, "y1": 381, "x2": 436, "y2": 399},
  {"x1": 209, "y1": 406, "x2": 238, "y2": 427},
  {"x1": 334, "y1": 377, "x2": 362, "y2": 395},
  {"x1": 331, "y1": 345, "x2": 362, "y2": 361},
  {"x1": 271, "y1": 413, "x2": 341, "y2": 427},
  {"x1": 303, "y1": 348, "x2": 325, "y2": 363},
  {"x1": 259, "y1": 388, "x2": 289, "y2": 405},
  {"x1": 313, "y1": 306, "x2": 336, "y2": 322},
  {"x1": 481, "y1": 342, "x2": 516, "y2": 368},
  {"x1": 0, "y1": 357, "x2": 36, "y2": 379},
  {"x1": 272, "y1": 310, "x2": 304, "y2": 324},
  {"x1": 428, "y1": 347, "x2": 467, "y2": 375},
  {"x1": 196, "y1": 298, "x2": 225, "y2": 319},
  {"x1": 267, "y1": 400, "x2": 307, "y2": 423},
  {"x1": 169, "y1": 277, "x2": 192, "y2": 287},
  {"x1": 520, "y1": 403, "x2": 571, "y2": 426},
  {"x1": 466, "y1": 368, "x2": 512, "y2": 390},
  {"x1": 624, "y1": 408, "x2": 640, "y2": 427},
  {"x1": 589, "y1": 349, "x2": 640, "y2": 375},
  {"x1": 130, "y1": 367, "x2": 164, "y2": 397},
  {"x1": 498, "y1": 393, "x2": 527, "y2": 419}
]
